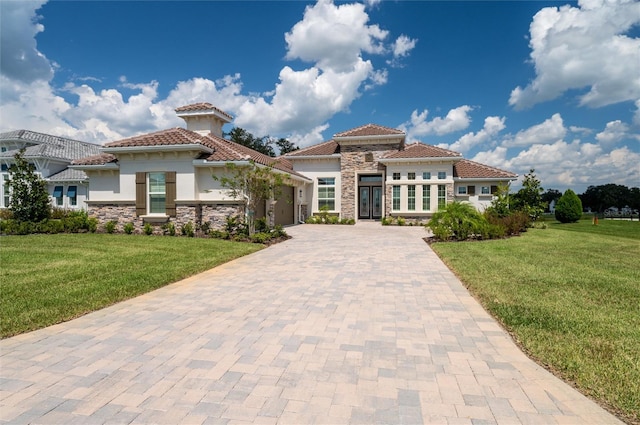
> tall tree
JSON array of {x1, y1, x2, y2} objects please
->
[
  {"x1": 512, "y1": 169, "x2": 545, "y2": 221},
  {"x1": 275, "y1": 137, "x2": 299, "y2": 155},
  {"x1": 226, "y1": 127, "x2": 276, "y2": 157},
  {"x1": 541, "y1": 189, "x2": 562, "y2": 212},
  {"x1": 7, "y1": 149, "x2": 51, "y2": 222}
]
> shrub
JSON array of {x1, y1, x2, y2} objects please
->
[
  {"x1": 123, "y1": 222, "x2": 134, "y2": 234},
  {"x1": 251, "y1": 232, "x2": 271, "y2": 244},
  {"x1": 255, "y1": 217, "x2": 268, "y2": 232},
  {"x1": 271, "y1": 224, "x2": 286, "y2": 238},
  {"x1": 396, "y1": 216, "x2": 406, "y2": 226},
  {"x1": 162, "y1": 222, "x2": 176, "y2": 236},
  {"x1": 555, "y1": 189, "x2": 583, "y2": 223},
  {"x1": 381, "y1": 216, "x2": 393, "y2": 225},
  {"x1": 427, "y1": 202, "x2": 486, "y2": 241},
  {"x1": 87, "y1": 217, "x2": 98, "y2": 233},
  {"x1": 104, "y1": 220, "x2": 117, "y2": 234},
  {"x1": 143, "y1": 222, "x2": 153, "y2": 235},
  {"x1": 199, "y1": 221, "x2": 211, "y2": 235},
  {"x1": 181, "y1": 221, "x2": 195, "y2": 237},
  {"x1": 328, "y1": 215, "x2": 339, "y2": 224}
]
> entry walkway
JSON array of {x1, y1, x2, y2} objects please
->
[{"x1": 0, "y1": 224, "x2": 621, "y2": 424}]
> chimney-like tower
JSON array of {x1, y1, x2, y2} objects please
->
[{"x1": 175, "y1": 103, "x2": 233, "y2": 138}]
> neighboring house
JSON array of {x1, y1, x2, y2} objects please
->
[
  {"x1": 0, "y1": 130, "x2": 101, "y2": 210},
  {"x1": 70, "y1": 103, "x2": 517, "y2": 230}
]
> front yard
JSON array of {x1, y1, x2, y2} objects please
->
[
  {"x1": 0, "y1": 234, "x2": 262, "y2": 338},
  {"x1": 431, "y1": 220, "x2": 640, "y2": 423}
]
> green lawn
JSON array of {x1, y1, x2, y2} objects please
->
[
  {"x1": 431, "y1": 220, "x2": 640, "y2": 423},
  {"x1": 0, "y1": 234, "x2": 263, "y2": 338}
]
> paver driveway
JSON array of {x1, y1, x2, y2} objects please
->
[{"x1": 0, "y1": 223, "x2": 621, "y2": 424}]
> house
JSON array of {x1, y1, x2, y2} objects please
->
[
  {"x1": 68, "y1": 103, "x2": 516, "y2": 231},
  {"x1": 0, "y1": 130, "x2": 101, "y2": 210}
]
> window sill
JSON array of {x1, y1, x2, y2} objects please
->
[{"x1": 141, "y1": 215, "x2": 170, "y2": 224}]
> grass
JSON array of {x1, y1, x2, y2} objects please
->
[
  {"x1": 431, "y1": 219, "x2": 640, "y2": 423},
  {"x1": 0, "y1": 234, "x2": 263, "y2": 338}
]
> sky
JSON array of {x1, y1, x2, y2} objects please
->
[{"x1": 1, "y1": 0, "x2": 639, "y2": 193}]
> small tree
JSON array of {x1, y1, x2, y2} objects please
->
[
  {"x1": 7, "y1": 149, "x2": 51, "y2": 222},
  {"x1": 555, "y1": 189, "x2": 583, "y2": 223},
  {"x1": 214, "y1": 161, "x2": 288, "y2": 235},
  {"x1": 512, "y1": 169, "x2": 545, "y2": 221},
  {"x1": 485, "y1": 183, "x2": 511, "y2": 218},
  {"x1": 427, "y1": 201, "x2": 486, "y2": 241}
]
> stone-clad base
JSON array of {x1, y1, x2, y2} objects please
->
[{"x1": 88, "y1": 203, "x2": 243, "y2": 235}]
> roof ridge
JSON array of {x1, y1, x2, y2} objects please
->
[{"x1": 335, "y1": 123, "x2": 404, "y2": 137}]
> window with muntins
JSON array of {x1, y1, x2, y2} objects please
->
[
  {"x1": 422, "y1": 185, "x2": 430, "y2": 211},
  {"x1": 458, "y1": 186, "x2": 467, "y2": 195},
  {"x1": 481, "y1": 186, "x2": 490, "y2": 195},
  {"x1": 392, "y1": 172, "x2": 400, "y2": 180},
  {"x1": 423, "y1": 172, "x2": 431, "y2": 180},
  {"x1": 407, "y1": 185, "x2": 415, "y2": 210},
  {"x1": 2, "y1": 175, "x2": 9, "y2": 207},
  {"x1": 392, "y1": 185, "x2": 400, "y2": 210},
  {"x1": 408, "y1": 172, "x2": 416, "y2": 180},
  {"x1": 438, "y1": 184, "x2": 446, "y2": 209},
  {"x1": 438, "y1": 171, "x2": 446, "y2": 180},
  {"x1": 53, "y1": 185, "x2": 63, "y2": 206},
  {"x1": 148, "y1": 172, "x2": 166, "y2": 214},
  {"x1": 68, "y1": 186, "x2": 77, "y2": 206},
  {"x1": 318, "y1": 177, "x2": 335, "y2": 210}
]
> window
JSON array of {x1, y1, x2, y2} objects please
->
[
  {"x1": 67, "y1": 185, "x2": 77, "y2": 206},
  {"x1": 422, "y1": 185, "x2": 431, "y2": 211},
  {"x1": 407, "y1": 185, "x2": 415, "y2": 211},
  {"x1": 458, "y1": 186, "x2": 467, "y2": 195},
  {"x1": 408, "y1": 172, "x2": 416, "y2": 180},
  {"x1": 148, "y1": 173, "x2": 166, "y2": 214},
  {"x1": 53, "y1": 185, "x2": 63, "y2": 206},
  {"x1": 468, "y1": 185, "x2": 475, "y2": 196},
  {"x1": 1, "y1": 164, "x2": 7, "y2": 172},
  {"x1": 438, "y1": 171, "x2": 446, "y2": 180},
  {"x1": 481, "y1": 186, "x2": 490, "y2": 195},
  {"x1": 318, "y1": 177, "x2": 335, "y2": 210},
  {"x1": 437, "y1": 184, "x2": 446, "y2": 210},
  {"x1": 1, "y1": 147, "x2": 6, "y2": 152},
  {"x1": 392, "y1": 185, "x2": 400, "y2": 210},
  {"x1": 423, "y1": 172, "x2": 431, "y2": 180},
  {"x1": 392, "y1": 172, "x2": 400, "y2": 180},
  {"x1": 2, "y1": 175, "x2": 9, "y2": 207}
]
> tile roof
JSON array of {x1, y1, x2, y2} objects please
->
[
  {"x1": 47, "y1": 168, "x2": 89, "y2": 182},
  {"x1": 284, "y1": 140, "x2": 340, "y2": 157},
  {"x1": 453, "y1": 159, "x2": 517, "y2": 179},
  {"x1": 104, "y1": 127, "x2": 216, "y2": 149},
  {"x1": 72, "y1": 153, "x2": 117, "y2": 166},
  {"x1": 383, "y1": 142, "x2": 461, "y2": 159},
  {"x1": 0, "y1": 129, "x2": 101, "y2": 161},
  {"x1": 334, "y1": 123, "x2": 404, "y2": 138},
  {"x1": 174, "y1": 103, "x2": 233, "y2": 121}
]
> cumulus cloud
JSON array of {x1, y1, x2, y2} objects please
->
[
  {"x1": 387, "y1": 35, "x2": 418, "y2": 67},
  {"x1": 440, "y1": 116, "x2": 506, "y2": 153},
  {"x1": 596, "y1": 120, "x2": 630, "y2": 147},
  {"x1": 0, "y1": 0, "x2": 53, "y2": 84},
  {"x1": 400, "y1": 106, "x2": 473, "y2": 142},
  {"x1": 509, "y1": 0, "x2": 640, "y2": 110},
  {"x1": 503, "y1": 113, "x2": 566, "y2": 147},
  {"x1": 0, "y1": 0, "x2": 416, "y2": 147}
]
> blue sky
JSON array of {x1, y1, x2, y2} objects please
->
[{"x1": 1, "y1": 0, "x2": 639, "y2": 193}]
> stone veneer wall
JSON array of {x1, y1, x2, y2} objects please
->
[
  {"x1": 88, "y1": 202, "x2": 243, "y2": 234},
  {"x1": 340, "y1": 142, "x2": 402, "y2": 219}
]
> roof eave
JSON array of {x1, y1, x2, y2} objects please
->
[
  {"x1": 379, "y1": 156, "x2": 463, "y2": 163},
  {"x1": 335, "y1": 134, "x2": 404, "y2": 143},
  {"x1": 69, "y1": 163, "x2": 120, "y2": 170},
  {"x1": 101, "y1": 144, "x2": 213, "y2": 155},
  {"x1": 454, "y1": 176, "x2": 518, "y2": 181},
  {"x1": 285, "y1": 154, "x2": 341, "y2": 160}
]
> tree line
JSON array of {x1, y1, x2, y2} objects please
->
[{"x1": 541, "y1": 184, "x2": 640, "y2": 213}]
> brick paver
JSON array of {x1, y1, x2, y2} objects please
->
[{"x1": 0, "y1": 223, "x2": 622, "y2": 424}]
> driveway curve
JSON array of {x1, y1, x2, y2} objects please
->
[{"x1": 0, "y1": 223, "x2": 621, "y2": 424}]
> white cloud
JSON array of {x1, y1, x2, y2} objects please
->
[
  {"x1": 503, "y1": 113, "x2": 566, "y2": 147},
  {"x1": 440, "y1": 115, "x2": 506, "y2": 153},
  {"x1": 596, "y1": 120, "x2": 630, "y2": 147},
  {"x1": 400, "y1": 106, "x2": 473, "y2": 142},
  {"x1": 387, "y1": 35, "x2": 418, "y2": 67},
  {"x1": 509, "y1": 0, "x2": 640, "y2": 110},
  {"x1": 0, "y1": 0, "x2": 52, "y2": 84}
]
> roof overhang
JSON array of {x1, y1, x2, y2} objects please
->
[
  {"x1": 379, "y1": 156, "x2": 463, "y2": 164},
  {"x1": 69, "y1": 163, "x2": 120, "y2": 170},
  {"x1": 101, "y1": 144, "x2": 213, "y2": 155},
  {"x1": 453, "y1": 176, "x2": 518, "y2": 182},
  {"x1": 285, "y1": 154, "x2": 341, "y2": 160},
  {"x1": 335, "y1": 134, "x2": 404, "y2": 144},
  {"x1": 193, "y1": 159, "x2": 313, "y2": 183}
]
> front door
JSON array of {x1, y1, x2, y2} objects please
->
[{"x1": 358, "y1": 184, "x2": 383, "y2": 219}]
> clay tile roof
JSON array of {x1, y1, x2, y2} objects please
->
[
  {"x1": 104, "y1": 128, "x2": 217, "y2": 150},
  {"x1": 453, "y1": 159, "x2": 517, "y2": 179},
  {"x1": 174, "y1": 103, "x2": 233, "y2": 121},
  {"x1": 384, "y1": 142, "x2": 461, "y2": 159},
  {"x1": 284, "y1": 140, "x2": 340, "y2": 157},
  {"x1": 334, "y1": 123, "x2": 404, "y2": 138},
  {"x1": 71, "y1": 153, "x2": 117, "y2": 166}
]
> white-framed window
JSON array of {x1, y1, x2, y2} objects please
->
[
  {"x1": 68, "y1": 186, "x2": 77, "y2": 206},
  {"x1": 392, "y1": 185, "x2": 400, "y2": 210},
  {"x1": 392, "y1": 172, "x2": 400, "y2": 180},
  {"x1": 53, "y1": 185, "x2": 63, "y2": 206},
  {"x1": 438, "y1": 171, "x2": 446, "y2": 180},
  {"x1": 481, "y1": 186, "x2": 490, "y2": 195},
  {"x1": 148, "y1": 172, "x2": 166, "y2": 214},
  {"x1": 423, "y1": 172, "x2": 431, "y2": 180},
  {"x1": 408, "y1": 185, "x2": 416, "y2": 211},
  {"x1": 422, "y1": 185, "x2": 431, "y2": 211},
  {"x1": 318, "y1": 177, "x2": 335, "y2": 210},
  {"x1": 438, "y1": 184, "x2": 446, "y2": 209},
  {"x1": 2, "y1": 174, "x2": 9, "y2": 207},
  {"x1": 408, "y1": 172, "x2": 416, "y2": 180},
  {"x1": 458, "y1": 186, "x2": 467, "y2": 195}
]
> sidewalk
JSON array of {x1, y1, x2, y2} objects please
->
[{"x1": 0, "y1": 224, "x2": 622, "y2": 424}]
